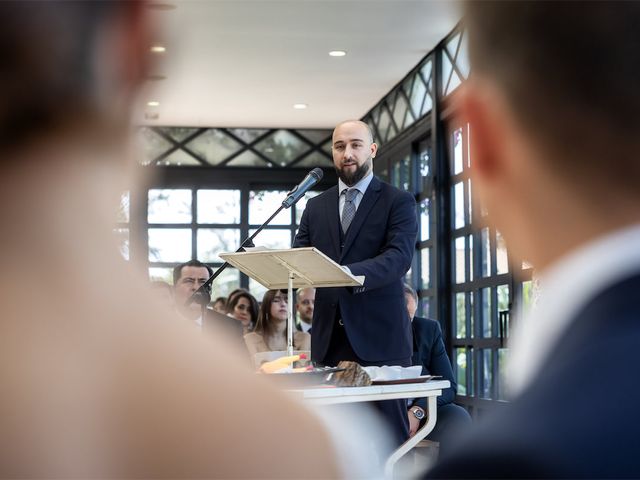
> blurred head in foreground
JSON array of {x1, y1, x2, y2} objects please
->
[
  {"x1": 426, "y1": 2, "x2": 640, "y2": 478},
  {"x1": 0, "y1": 1, "x2": 147, "y2": 156},
  {"x1": 459, "y1": 1, "x2": 640, "y2": 271},
  {"x1": 0, "y1": 2, "x2": 345, "y2": 477}
]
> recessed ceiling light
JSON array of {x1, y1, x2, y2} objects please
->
[
  {"x1": 329, "y1": 50, "x2": 347, "y2": 57},
  {"x1": 147, "y1": 101, "x2": 160, "y2": 107},
  {"x1": 150, "y1": 45, "x2": 166, "y2": 53},
  {"x1": 293, "y1": 103, "x2": 308, "y2": 109}
]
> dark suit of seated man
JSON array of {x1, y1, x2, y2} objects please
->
[{"x1": 404, "y1": 285, "x2": 470, "y2": 452}]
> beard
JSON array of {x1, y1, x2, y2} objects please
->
[{"x1": 335, "y1": 157, "x2": 372, "y2": 186}]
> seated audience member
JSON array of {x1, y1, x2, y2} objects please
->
[
  {"x1": 173, "y1": 260, "x2": 244, "y2": 343},
  {"x1": 404, "y1": 285, "x2": 471, "y2": 449},
  {"x1": 211, "y1": 296, "x2": 227, "y2": 314},
  {"x1": 295, "y1": 286, "x2": 315, "y2": 333},
  {"x1": 150, "y1": 281, "x2": 174, "y2": 311},
  {"x1": 226, "y1": 290, "x2": 259, "y2": 334},
  {"x1": 226, "y1": 287, "x2": 249, "y2": 303},
  {"x1": 0, "y1": 2, "x2": 348, "y2": 477},
  {"x1": 244, "y1": 290, "x2": 311, "y2": 357}
]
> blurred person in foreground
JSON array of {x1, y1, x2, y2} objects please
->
[
  {"x1": 427, "y1": 2, "x2": 640, "y2": 477},
  {"x1": 150, "y1": 280, "x2": 174, "y2": 311},
  {"x1": 0, "y1": 2, "x2": 377, "y2": 477},
  {"x1": 295, "y1": 286, "x2": 315, "y2": 333},
  {"x1": 404, "y1": 285, "x2": 470, "y2": 450}
]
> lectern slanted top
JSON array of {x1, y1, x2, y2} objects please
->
[
  {"x1": 218, "y1": 247, "x2": 364, "y2": 290},
  {"x1": 218, "y1": 247, "x2": 365, "y2": 357}
]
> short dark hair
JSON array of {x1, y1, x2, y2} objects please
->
[
  {"x1": 212, "y1": 296, "x2": 227, "y2": 307},
  {"x1": 464, "y1": 1, "x2": 640, "y2": 198},
  {"x1": 0, "y1": 2, "x2": 129, "y2": 151},
  {"x1": 226, "y1": 291, "x2": 259, "y2": 328},
  {"x1": 172, "y1": 260, "x2": 213, "y2": 286}
]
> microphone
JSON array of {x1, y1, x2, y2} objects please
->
[{"x1": 282, "y1": 168, "x2": 323, "y2": 208}]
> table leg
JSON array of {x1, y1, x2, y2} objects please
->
[{"x1": 384, "y1": 395, "x2": 438, "y2": 478}]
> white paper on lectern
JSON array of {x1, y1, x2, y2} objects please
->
[{"x1": 219, "y1": 247, "x2": 365, "y2": 290}]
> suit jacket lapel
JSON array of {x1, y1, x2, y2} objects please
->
[
  {"x1": 340, "y1": 176, "x2": 382, "y2": 261},
  {"x1": 323, "y1": 185, "x2": 341, "y2": 259}
]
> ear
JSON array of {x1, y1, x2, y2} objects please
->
[
  {"x1": 370, "y1": 142, "x2": 378, "y2": 159},
  {"x1": 96, "y1": 2, "x2": 151, "y2": 97},
  {"x1": 456, "y1": 78, "x2": 506, "y2": 183},
  {"x1": 117, "y1": 2, "x2": 152, "y2": 90}
]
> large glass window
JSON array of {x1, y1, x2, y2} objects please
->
[
  {"x1": 447, "y1": 118, "x2": 528, "y2": 415},
  {"x1": 114, "y1": 191, "x2": 130, "y2": 261},
  {"x1": 141, "y1": 185, "x2": 321, "y2": 298},
  {"x1": 146, "y1": 188, "x2": 243, "y2": 294}
]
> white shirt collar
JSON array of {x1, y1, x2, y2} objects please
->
[
  {"x1": 508, "y1": 223, "x2": 640, "y2": 397},
  {"x1": 338, "y1": 172, "x2": 373, "y2": 195},
  {"x1": 299, "y1": 321, "x2": 312, "y2": 333}
]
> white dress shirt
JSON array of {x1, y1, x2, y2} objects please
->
[
  {"x1": 508, "y1": 223, "x2": 640, "y2": 397},
  {"x1": 299, "y1": 320, "x2": 312, "y2": 333}
]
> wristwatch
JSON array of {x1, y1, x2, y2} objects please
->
[{"x1": 410, "y1": 406, "x2": 426, "y2": 421}]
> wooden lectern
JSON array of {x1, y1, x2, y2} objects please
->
[{"x1": 219, "y1": 247, "x2": 364, "y2": 356}]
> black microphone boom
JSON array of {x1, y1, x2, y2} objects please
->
[
  {"x1": 282, "y1": 168, "x2": 323, "y2": 208},
  {"x1": 186, "y1": 169, "x2": 322, "y2": 309}
]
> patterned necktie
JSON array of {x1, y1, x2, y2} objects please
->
[{"x1": 341, "y1": 188, "x2": 359, "y2": 233}]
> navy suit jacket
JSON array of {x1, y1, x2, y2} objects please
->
[
  {"x1": 427, "y1": 272, "x2": 640, "y2": 478},
  {"x1": 410, "y1": 316, "x2": 457, "y2": 411},
  {"x1": 293, "y1": 176, "x2": 418, "y2": 363}
]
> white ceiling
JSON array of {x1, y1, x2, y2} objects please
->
[{"x1": 136, "y1": 0, "x2": 460, "y2": 129}]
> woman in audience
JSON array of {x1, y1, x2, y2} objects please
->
[
  {"x1": 226, "y1": 290, "x2": 259, "y2": 334},
  {"x1": 244, "y1": 290, "x2": 310, "y2": 357}
]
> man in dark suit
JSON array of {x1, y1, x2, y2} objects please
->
[
  {"x1": 173, "y1": 260, "x2": 243, "y2": 342},
  {"x1": 403, "y1": 285, "x2": 470, "y2": 449},
  {"x1": 294, "y1": 119, "x2": 418, "y2": 446},
  {"x1": 427, "y1": 2, "x2": 640, "y2": 477}
]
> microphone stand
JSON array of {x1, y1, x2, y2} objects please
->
[{"x1": 185, "y1": 202, "x2": 288, "y2": 310}]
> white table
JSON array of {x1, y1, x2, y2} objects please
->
[{"x1": 289, "y1": 379, "x2": 450, "y2": 477}]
